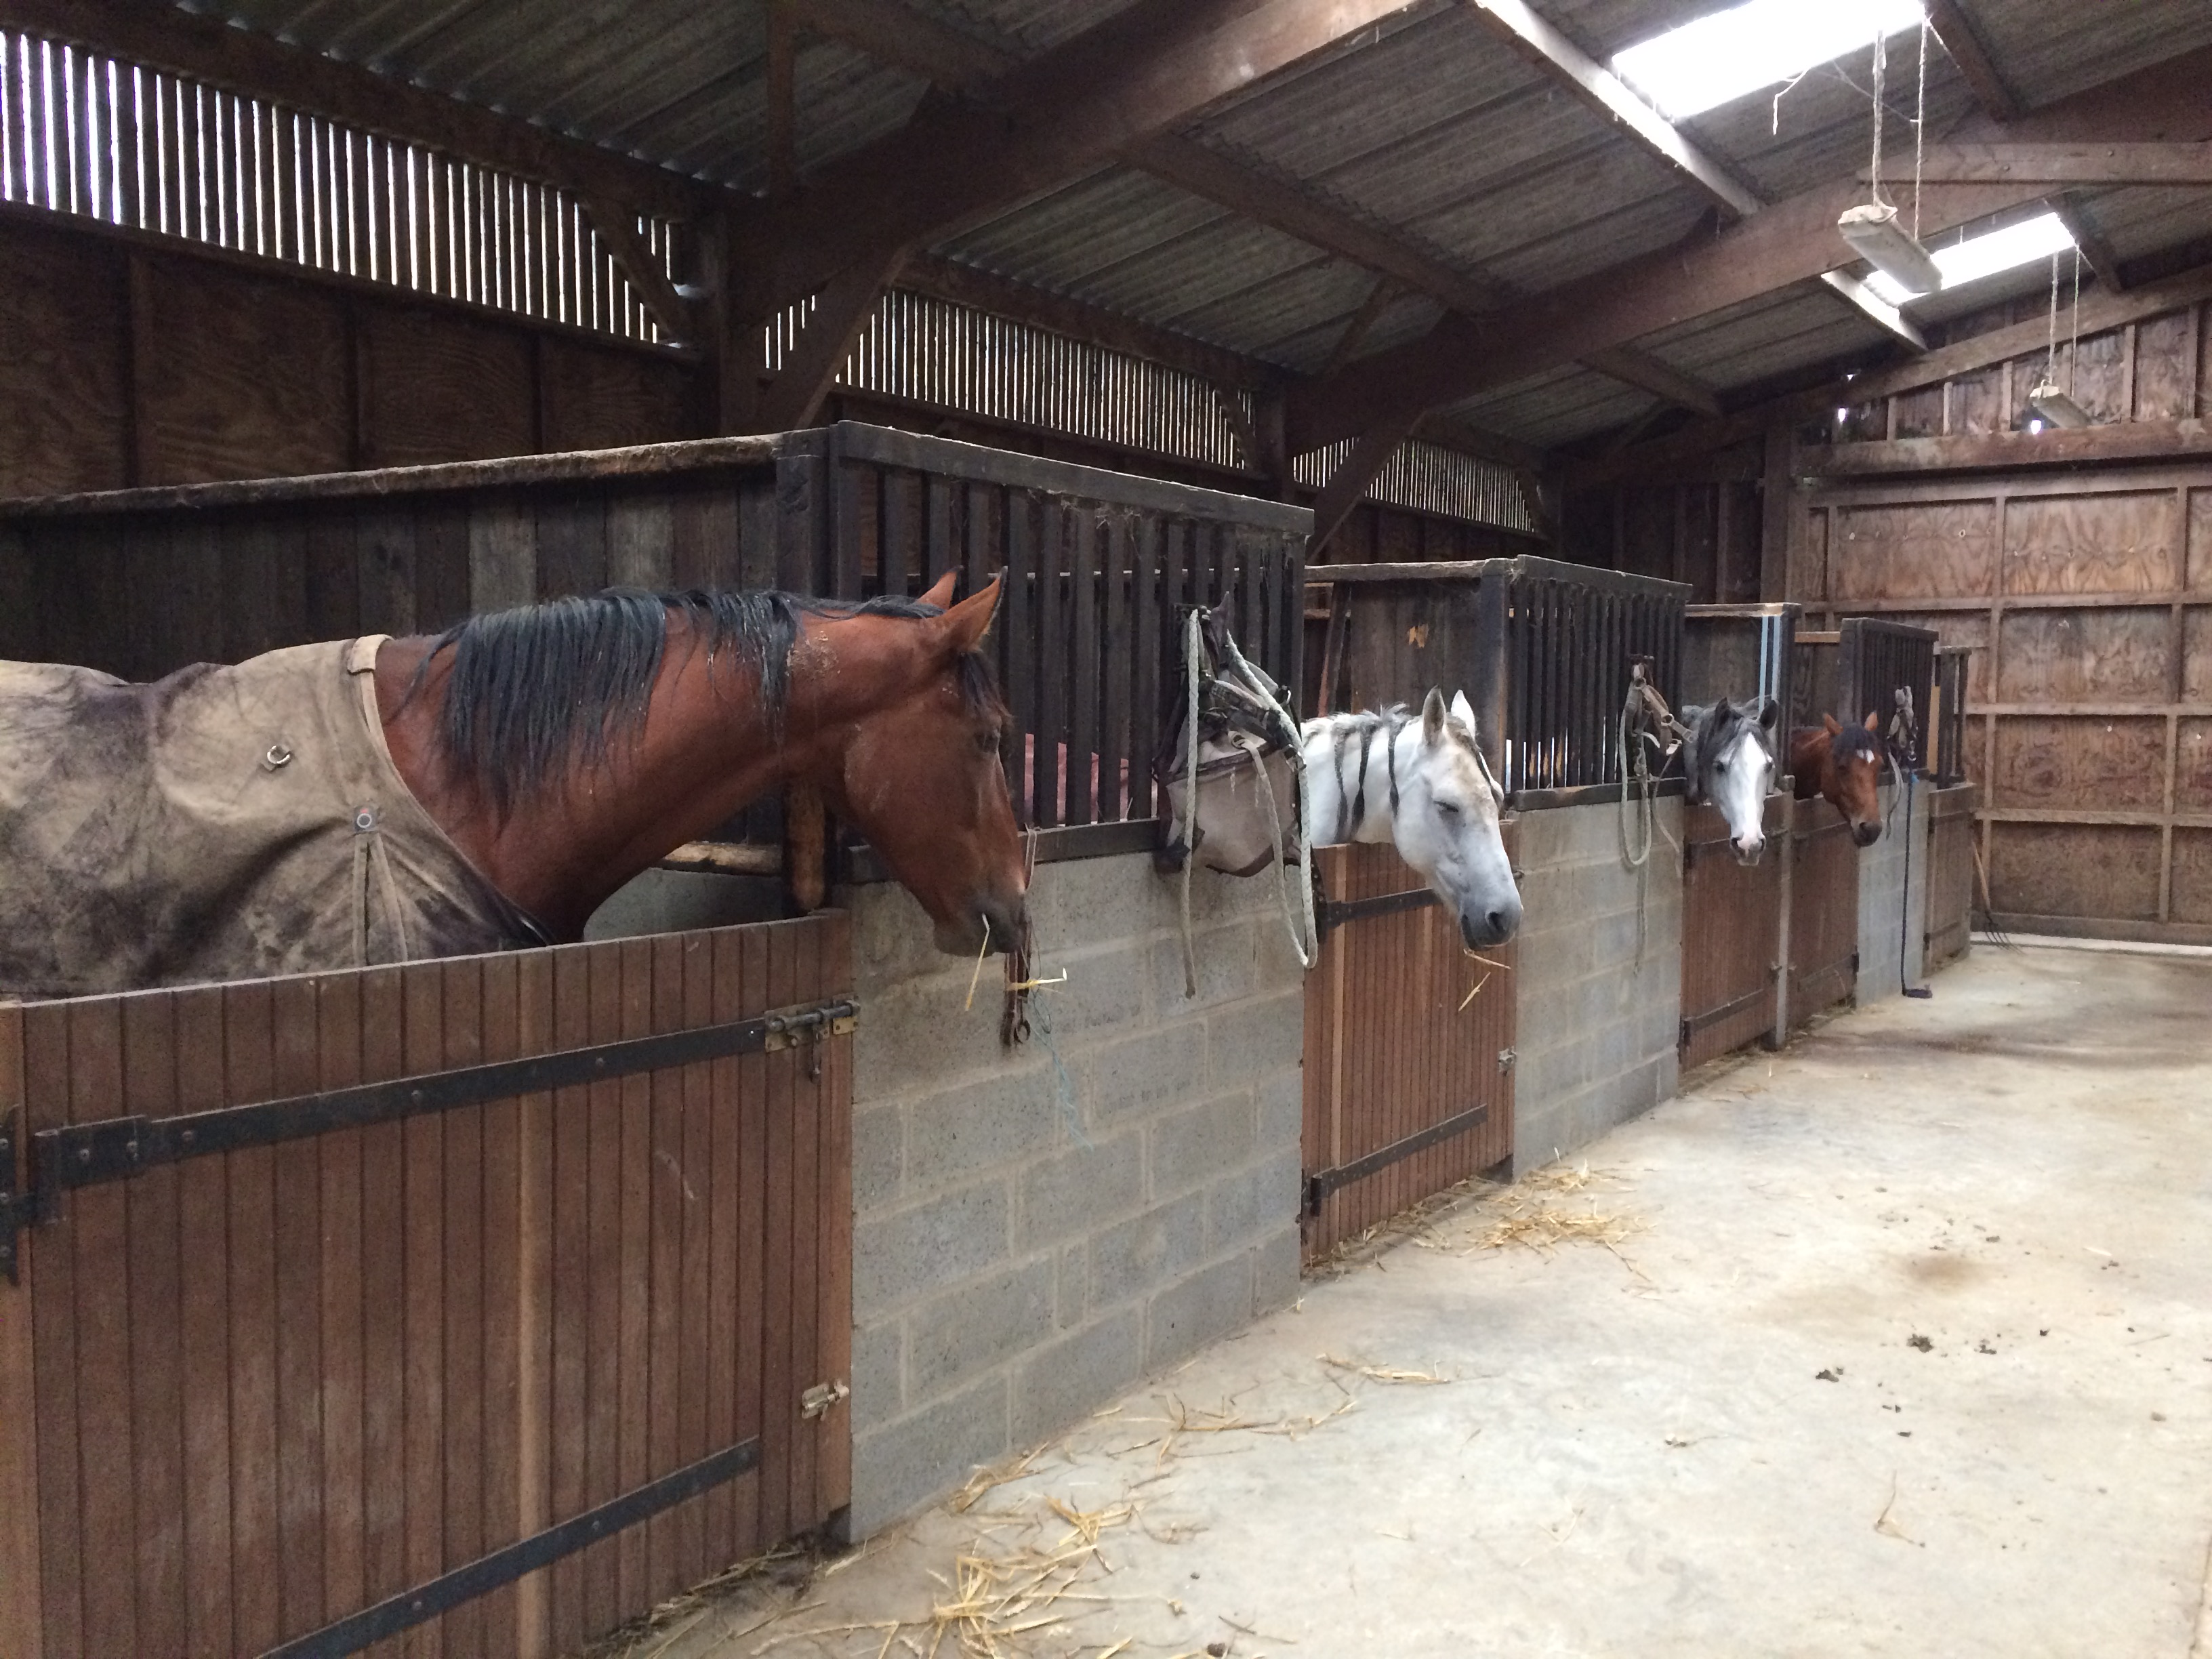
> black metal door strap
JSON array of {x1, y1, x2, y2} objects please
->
[
  {"x1": 1304, "y1": 1102, "x2": 1490, "y2": 1218},
  {"x1": 0, "y1": 996, "x2": 859, "y2": 1284},
  {"x1": 262, "y1": 1435, "x2": 762, "y2": 1659},
  {"x1": 1315, "y1": 886, "x2": 1435, "y2": 937}
]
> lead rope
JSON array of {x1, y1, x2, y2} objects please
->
[
  {"x1": 1179, "y1": 607, "x2": 1204, "y2": 997},
  {"x1": 1617, "y1": 671, "x2": 1687, "y2": 964},
  {"x1": 1213, "y1": 628, "x2": 1319, "y2": 970}
]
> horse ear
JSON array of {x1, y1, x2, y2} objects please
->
[
  {"x1": 1421, "y1": 688, "x2": 1448, "y2": 745},
  {"x1": 1448, "y1": 689, "x2": 1477, "y2": 735},
  {"x1": 1713, "y1": 695, "x2": 1733, "y2": 722},
  {"x1": 1822, "y1": 713, "x2": 1843, "y2": 736},
  {"x1": 1863, "y1": 710, "x2": 1879, "y2": 732},
  {"x1": 938, "y1": 575, "x2": 1000, "y2": 657},
  {"x1": 918, "y1": 570, "x2": 958, "y2": 610},
  {"x1": 1757, "y1": 697, "x2": 1780, "y2": 731}
]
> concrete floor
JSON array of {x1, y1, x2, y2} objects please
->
[{"x1": 633, "y1": 945, "x2": 2212, "y2": 1659}]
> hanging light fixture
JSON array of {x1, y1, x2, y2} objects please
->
[
  {"x1": 1838, "y1": 25, "x2": 1942, "y2": 297},
  {"x1": 2026, "y1": 248, "x2": 2091, "y2": 428}
]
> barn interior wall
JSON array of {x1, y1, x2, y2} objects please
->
[
  {"x1": 836, "y1": 853, "x2": 1305, "y2": 1537},
  {"x1": 0, "y1": 214, "x2": 705, "y2": 501}
]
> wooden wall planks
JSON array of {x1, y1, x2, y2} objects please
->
[
  {"x1": 0, "y1": 219, "x2": 130, "y2": 498},
  {"x1": 4, "y1": 918, "x2": 851, "y2": 1659}
]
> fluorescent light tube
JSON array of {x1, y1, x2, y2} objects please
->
[{"x1": 1839, "y1": 203, "x2": 1944, "y2": 296}]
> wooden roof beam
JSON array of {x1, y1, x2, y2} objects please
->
[
  {"x1": 2052, "y1": 193, "x2": 2125, "y2": 292},
  {"x1": 1578, "y1": 346, "x2": 1723, "y2": 417},
  {"x1": 1287, "y1": 48, "x2": 2212, "y2": 452},
  {"x1": 1924, "y1": 0, "x2": 2021, "y2": 123},
  {"x1": 1820, "y1": 270, "x2": 1928, "y2": 350},
  {"x1": 735, "y1": 0, "x2": 1432, "y2": 319},
  {"x1": 1, "y1": 0, "x2": 714, "y2": 221},
  {"x1": 1456, "y1": 0, "x2": 1763, "y2": 220}
]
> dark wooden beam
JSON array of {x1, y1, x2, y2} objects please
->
[
  {"x1": 1887, "y1": 142, "x2": 2212, "y2": 185},
  {"x1": 1569, "y1": 260, "x2": 2212, "y2": 487},
  {"x1": 739, "y1": 250, "x2": 912, "y2": 434},
  {"x1": 767, "y1": 0, "x2": 798, "y2": 198},
  {"x1": 1320, "y1": 279, "x2": 1401, "y2": 380},
  {"x1": 581, "y1": 197, "x2": 701, "y2": 345},
  {"x1": 2053, "y1": 193, "x2": 2125, "y2": 293},
  {"x1": 731, "y1": 0, "x2": 1428, "y2": 319},
  {"x1": 1307, "y1": 414, "x2": 1420, "y2": 558},
  {"x1": 1456, "y1": 0, "x2": 1763, "y2": 219},
  {"x1": 3, "y1": 0, "x2": 712, "y2": 221},
  {"x1": 1579, "y1": 346, "x2": 1722, "y2": 417},
  {"x1": 1924, "y1": 0, "x2": 2021, "y2": 123},
  {"x1": 1820, "y1": 269, "x2": 1927, "y2": 349},
  {"x1": 1289, "y1": 52, "x2": 2212, "y2": 453},
  {"x1": 1412, "y1": 413, "x2": 1549, "y2": 478},
  {"x1": 1801, "y1": 417, "x2": 2212, "y2": 476}
]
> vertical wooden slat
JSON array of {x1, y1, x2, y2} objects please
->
[
  {"x1": 218, "y1": 978, "x2": 281, "y2": 1658},
  {"x1": 510, "y1": 949, "x2": 554, "y2": 1659},
  {"x1": 1101, "y1": 514, "x2": 1131, "y2": 820},
  {"x1": 356, "y1": 966, "x2": 408, "y2": 1659},
  {"x1": 1001, "y1": 492, "x2": 1037, "y2": 824},
  {"x1": 546, "y1": 946, "x2": 592, "y2": 1653},
  {"x1": 644, "y1": 933, "x2": 687, "y2": 1603},
  {"x1": 0, "y1": 1000, "x2": 42, "y2": 1659},
  {"x1": 757, "y1": 925, "x2": 799, "y2": 1549},
  {"x1": 674, "y1": 933, "x2": 714, "y2": 1588},
  {"x1": 399, "y1": 962, "x2": 445, "y2": 1659},
  {"x1": 318, "y1": 970, "x2": 369, "y2": 1635},
  {"x1": 1130, "y1": 518, "x2": 1162, "y2": 821},
  {"x1": 475, "y1": 954, "x2": 523, "y2": 1659},
  {"x1": 614, "y1": 940, "x2": 654, "y2": 1613},
  {"x1": 24, "y1": 1001, "x2": 82, "y2": 1659},
  {"x1": 703, "y1": 928, "x2": 745, "y2": 1571},
  {"x1": 1035, "y1": 503, "x2": 1068, "y2": 829},
  {"x1": 272, "y1": 976, "x2": 327, "y2": 1642},
  {"x1": 117, "y1": 991, "x2": 184, "y2": 1659},
  {"x1": 732, "y1": 923, "x2": 773, "y2": 1562},
  {"x1": 441, "y1": 960, "x2": 487, "y2": 1658},
  {"x1": 786, "y1": 922, "x2": 823, "y2": 1532},
  {"x1": 814, "y1": 912, "x2": 855, "y2": 1522},
  {"x1": 1070, "y1": 508, "x2": 1101, "y2": 825},
  {"x1": 579, "y1": 941, "x2": 622, "y2": 1635}
]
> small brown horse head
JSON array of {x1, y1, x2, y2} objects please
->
[
  {"x1": 824, "y1": 573, "x2": 1029, "y2": 956},
  {"x1": 1789, "y1": 712, "x2": 1885, "y2": 846}
]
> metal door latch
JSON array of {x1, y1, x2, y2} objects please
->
[
  {"x1": 1496, "y1": 1047, "x2": 1517, "y2": 1071},
  {"x1": 800, "y1": 1379, "x2": 851, "y2": 1420}
]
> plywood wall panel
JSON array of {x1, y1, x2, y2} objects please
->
[
  {"x1": 2187, "y1": 487, "x2": 2212, "y2": 590},
  {"x1": 134, "y1": 261, "x2": 350, "y2": 487},
  {"x1": 2171, "y1": 828, "x2": 2212, "y2": 924},
  {"x1": 1991, "y1": 716, "x2": 2168, "y2": 810},
  {"x1": 2065, "y1": 327, "x2": 2130, "y2": 425},
  {"x1": 359, "y1": 309, "x2": 535, "y2": 470},
  {"x1": 2133, "y1": 310, "x2": 2196, "y2": 420},
  {"x1": 1892, "y1": 385, "x2": 1942, "y2": 438},
  {"x1": 2176, "y1": 718, "x2": 2212, "y2": 812},
  {"x1": 537, "y1": 340, "x2": 697, "y2": 455},
  {"x1": 1996, "y1": 607, "x2": 2171, "y2": 703},
  {"x1": 1951, "y1": 363, "x2": 2006, "y2": 435},
  {"x1": 0, "y1": 222, "x2": 129, "y2": 499},
  {"x1": 2002, "y1": 491, "x2": 2179, "y2": 595},
  {"x1": 1988, "y1": 823, "x2": 2163, "y2": 920},
  {"x1": 1831, "y1": 500, "x2": 1996, "y2": 600},
  {"x1": 1873, "y1": 609, "x2": 1992, "y2": 703},
  {"x1": 2184, "y1": 609, "x2": 2212, "y2": 701}
]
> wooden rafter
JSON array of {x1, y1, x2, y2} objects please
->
[
  {"x1": 1456, "y1": 0, "x2": 1763, "y2": 220},
  {"x1": 1289, "y1": 50, "x2": 2212, "y2": 454},
  {"x1": 1800, "y1": 417, "x2": 2212, "y2": 476},
  {"x1": 739, "y1": 249, "x2": 914, "y2": 434},
  {"x1": 1579, "y1": 346, "x2": 1722, "y2": 417},
  {"x1": 1881, "y1": 142, "x2": 2212, "y2": 186},
  {"x1": 1321, "y1": 279, "x2": 1402, "y2": 380},
  {"x1": 581, "y1": 197, "x2": 700, "y2": 346},
  {"x1": 2, "y1": 0, "x2": 711, "y2": 221},
  {"x1": 1820, "y1": 270, "x2": 1928, "y2": 350},
  {"x1": 729, "y1": 0, "x2": 1430, "y2": 320},
  {"x1": 2051, "y1": 194, "x2": 2126, "y2": 292},
  {"x1": 1924, "y1": 0, "x2": 2021, "y2": 123},
  {"x1": 1308, "y1": 414, "x2": 1422, "y2": 559},
  {"x1": 1567, "y1": 260, "x2": 2212, "y2": 488}
]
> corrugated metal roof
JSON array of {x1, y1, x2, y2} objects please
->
[{"x1": 171, "y1": 0, "x2": 2212, "y2": 449}]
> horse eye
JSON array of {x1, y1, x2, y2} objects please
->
[
  {"x1": 1436, "y1": 800, "x2": 1460, "y2": 817},
  {"x1": 1715, "y1": 759, "x2": 1729, "y2": 771}
]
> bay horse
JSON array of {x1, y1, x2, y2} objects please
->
[
  {"x1": 0, "y1": 571, "x2": 1027, "y2": 999},
  {"x1": 1678, "y1": 696, "x2": 1780, "y2": 864},
  {"x1": 1303, "y1": 689, "x2": 1522, "y2": 948},
  {"x1": 1789, "y1": 712, "x2": 1885, "y2": 846}
]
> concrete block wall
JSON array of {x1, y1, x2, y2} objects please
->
[
  {"x1": 1509, "y1": 798, "x2": 1684, "y2": 1174},
  {"x1": 1855, "y1": 779, "x2": 1932, "y2": 1005},
  {"x1": 839, "y1": 851, "x2": 1307, "y2": 1536}
]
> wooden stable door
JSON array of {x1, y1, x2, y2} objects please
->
[
  {"x1": 0, "y1": 916, "x2": 853, "y2": 1659},
  {"x1": 1788, "y1": 798, "x2": 1861, "y2": 1024},
  {"x1": 1677, "y1": 796, "x2": 1788, "y2": 1071},
  {"x1": 1301, "y1": 837, "x2": 1517, "y2": 1262}
]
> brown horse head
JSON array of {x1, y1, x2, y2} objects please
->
[
  {"x1": 1788, "y1": 712, "x2": 1885, "y2": 846},
  {"x1": 819, "y1": 572, "x2": 1029, "y2": 956}
]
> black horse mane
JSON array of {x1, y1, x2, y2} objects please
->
[
  {"x1": 411, "y1": 588, "x2": 999, "y2": 816},
  {"x1": 1829, "y1": 721, "x2": 1884, "y2": 766}
]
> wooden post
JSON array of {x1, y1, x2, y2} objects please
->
[
  {"x1": 0, "y1": 1006, "x2": 41, "y2": 1659},
  {"x1": 1759, "y1": 424, "x2": 1794, "y2": 600},
  {"x1": 1471, "y1": 567, "x2": 1511, "y2": 790}
]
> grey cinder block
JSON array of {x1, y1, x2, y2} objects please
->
[
  {"x1": 906, "y1": 1257, "x2": 1059, "y2": 1399},
  {"x1": 1012, "y1": 1310, "x2": 1144, "y2": 1448},
  {"x1": 1089, "y1": 1187, "x2": 1208, "y2": 1309},
  {"x1": 1145, "y1": 1250, "x2": 1254, "y2": 1371},
  {"x1": 1017, "y1": 1130, "x2": 1143, "y2": 1252},
  {"x1": 849, "y1": 1371, "x2": 1010, "y2": 1538},
  {"x1": 855, "y1": 1177, "x2": 1010, "y2": 1312}
]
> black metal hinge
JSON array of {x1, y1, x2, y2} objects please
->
[
  {"x1": 1304, "y1": 1102, "x2": 1491, "y2": 1217},
  {"x1": 1315, "y1": 886, "x2": 1437, "y2": 937},
  {"x1": 0, "y1": 997, "x2": 857, "y2": 1284}
]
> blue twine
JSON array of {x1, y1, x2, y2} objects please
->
[{"x1": 1023, "y1": 983, "x2": 1090, "y2": 1149}]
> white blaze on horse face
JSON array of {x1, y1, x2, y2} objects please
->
[{"x1": 1711, "y1": 724, "x2": 1775, "y2": 864}]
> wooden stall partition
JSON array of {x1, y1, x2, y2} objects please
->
[
  {"x1": 1787, "y1": 797, "x2": 1861, "y2": 1024},
  {"x1": 1300, "y1": 832, "x2": 1518, "y2": 1263},
  {"x1": 1681, "y1": 602, "x2": 1798, "y2": 712},
  {"x1": 1305, "y1": 558, "x2": 1687, "y2": 799},
  {"x1": 0, "y1": 915, "x2": 853, "y2": 1659},
  {"x1": 1677, "y1": 792, "x2": 1790, "y2": 1070},
  {"x1": 1925, "y1": 783, "x2": 1981, "y2": 967}
]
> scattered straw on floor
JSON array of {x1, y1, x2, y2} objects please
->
[{"x1": 1318, "y1": 1353, "x2": 1454, "y2": 1385}]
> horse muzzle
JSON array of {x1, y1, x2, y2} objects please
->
[
  {"x1": 1732, "y1": 834, "x2": 1766, "y2": 866},
  {"x1": 1460, "y1": 897, "x2": 1521, "y2": 949},
  {"x1": 935, "y1": 891, "x2": 1029, "y2": 958},
  {"x1": 1850, "y1": 820, "x2": 1882, "y2": 848}
]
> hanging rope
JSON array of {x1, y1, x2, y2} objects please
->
[
  {"x1": 1616, "y1": 665, "x2": 1687, "y2": 964},
  {"x1": 1912, "y1": 19, "x2": 1927, "y2": 237},
  {"x1": 1868, "y1": 28, "x2": 1889, "y2": 209},
  {"x1": 1212, "y1": 626, "x2": 1319, "y2": 972}
]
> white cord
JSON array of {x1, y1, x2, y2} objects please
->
[{"x1": 1216, "y1": 628, "x2": 1318, "y2": 969}]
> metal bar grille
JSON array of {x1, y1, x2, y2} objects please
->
[
  {"x1": 1293, "y1": 436, "x2": 1537, "y2": 535},
  {"x1": 0, "y1": 25, "x2": 683, "y2": 346}
]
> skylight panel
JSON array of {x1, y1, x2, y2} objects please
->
[
  {"x1": 1863, "y1": 211, "x2": 2078, "y2": 304},
  {"x1": 1613, "y1": 0, "x2": 1926, "y2": 121}
]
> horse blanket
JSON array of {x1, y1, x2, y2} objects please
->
[{"x1": 0, "y1": 636, "x2": 546, "y2": 1001}]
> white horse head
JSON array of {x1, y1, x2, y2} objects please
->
[
  {"x1": 1684, "y1": 696, "x2": 1780, "y2": 865},
  {"x1": 1304, "y1": 688, "x2": 1522, "y2": 948}
]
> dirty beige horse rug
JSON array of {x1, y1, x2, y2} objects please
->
[{"x1": 0, "y1": 636, "x2": 545, "y2": 1001}]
